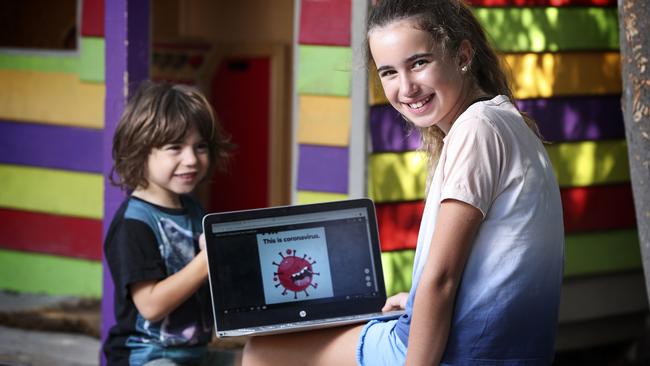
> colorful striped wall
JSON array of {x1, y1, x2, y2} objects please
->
[
  {"x1": 0, "y1": 0, "x2": 105, "y2": 297},
  {"x1": 368, "y1": 0, "x2": 641, "y2": 298},
  {"x1": 295, "y1": 0, "x2": 352, "y2": 204}
]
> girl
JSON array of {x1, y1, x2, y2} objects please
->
[
  {"x1": 243, "y1": 0, "x2": 564, "y2": 365},
  {"x1": 104, "y1": 81, "x2": 231, "y2": 365}
]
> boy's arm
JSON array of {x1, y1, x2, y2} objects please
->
[
  {"x1": 405, "y1": 199, "x2": 482, "y2": 366},
  {"x1": 131, "y1": 234, "x2": 208, "y2": 322}
]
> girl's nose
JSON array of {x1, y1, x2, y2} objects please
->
[
  {"x1": 182, "y1": 147, "x2": 198, "y2": 165},
  {"x1": 399, "y1": 73, "x2": 418, "y2": 98}
]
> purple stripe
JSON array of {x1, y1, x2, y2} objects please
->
[
  {"x1": 0, "y1": 120, "x2": 102, "y2": 173},
  {"x1": 369, "y1": 95, "x2": 625, "y2": 152},
  {"x1": 517, "y1": 95, "x2": 624, "y2": 142},
  {"x1": 102, "y1": 1, "x2": 150, "y2": 363},
  {"x1": 370, "y1": 105, "x2": 422, "y2": 152},
  {"x1": 297, "y1": 144, "x2": 348, "y2": 193}
]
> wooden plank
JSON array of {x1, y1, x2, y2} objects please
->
[
  {"x1": 559, "y1": 271, "x2": 648, "y2": 323},
  {"x1": 81, "y1": 0, "x2": 105, "y2": 37},
  {"x1": 376, "y1": 201, "x2": 424, "y2": 252},
  {"x1": 0, "y1": 249, "x2": 102, "y2": 297},
  {"x1": 466, "y1": 0, "x2": 616, "y2": 5},
  {"x1": 0, "y1": 120, "x2": 102, "y2": 173},
  {"x1": 298, "y1": 95, "x2": 351, "y2": 146},
  {"x1": 297, "y1": 145, "x2": 349, "y2": 193},
  {"x1": 565, "y1": 230, "x2": 641, "y2": 276},
  {"x1": 296, "y1": 191, "x2": 348, "y2": 204},
  {"x1": 367, "y1": 151, "x2": 429, "y2": 203},
  {"x1": 0, "y1": 69, "x2": 105, "y2": 128},
  {"x1": 0, "y1": 164, "x2": 103, "y2": 219},
  {"x1": 0, "y1": 208, "x2": 102, "y2": 260},
  {"x1": 475, "y1": 7, "x2": 619, "y2": 52},
  {"x1": 547, "y1": 139, "x2": 630, "y2": 187},
  {"x1": 0, "y1": 38, "x2": 105, "y2": 82},
  {"x1": 381, "y1": 250, "x2": 415, "y2": 296},
  {"x1": 297, "y1": 45, "x2": 352, "y2": 97},
  {"x1": 562, "y1": 184, "x2": 636, "y2": 233},
  {"x1": 299, "y1": 0, "x2": 351, "y2": 46},
  {"x1": 370, "y1": 52, "x2": 621, "y2": 105}
]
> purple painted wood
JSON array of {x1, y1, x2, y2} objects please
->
[
  {"x1": 102, "y1": 1, "x2": 149, "y2": 363},
  {"x1": 369, "y1": 95, "x2": 625, "y2": 153},
  {"x1": 370, "y1": 105, "x2": 421, "y2": 152},
  {"x1": 297, "y1": 144, "x2": 349, "y2": 193},
  {"x1": 0, "y1": 120, "x2": 102, "y2": 173},
  {"x1": 517, "y1": 95, "x2": 624, "y2": 142}
]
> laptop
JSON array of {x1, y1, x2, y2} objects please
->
[{"x1": 203, "y1": 198, "x2": 404, "y2": 338}]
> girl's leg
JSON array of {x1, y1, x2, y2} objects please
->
[{"x1": 242, "y1": 324, "x2": 364, "y2": 366}]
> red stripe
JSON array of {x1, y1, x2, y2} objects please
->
[
  {"x1": 0, "y1": 208, "x2": 102, "y2": 260},
  {"x1": 465, "y1": 0, "x2": 615, "y2": 5},
  {"x1": 376, "y1": 201, "x2": 424, "y2": 252},
  {"x1": 561, "y1": 184, "x2": 636, "y2": 233},
  {"x1": 81, "y1": 0, "x2": 105, "y2": 37},
  {"x1": 376, "y1": 184, "x2": 636, "y2": 252}
]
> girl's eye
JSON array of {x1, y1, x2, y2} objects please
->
[
  {"x1": 163, "y1": 144, "x2": 181, "y2": 151},
  {"x1": 413, "y1": 59, "x2": 428, "y2": 68},
  {"x1": 196, "y1": 143, "x2": 209, "y2": 151},
  {"x1": 379, "y1": 69, "x2": 396, "y2": 78}
]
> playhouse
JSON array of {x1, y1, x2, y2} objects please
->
[{"x1": 0, "y1": 0, "x2": 646, "y2": 355}]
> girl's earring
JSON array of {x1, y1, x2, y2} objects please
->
[{"x1": 461, "y1": 65, "x2": 469, "y2": 74}]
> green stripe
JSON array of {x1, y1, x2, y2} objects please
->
[
  {"x1": 296, "y1": 191, "x2": 349, "y2": 204},
  {"x1": 0, "y1": 249, "x2": 102, "y2": 297},
  {"x1": 565, "y1": 230, "x2": 641, "y2": 277},
  {"x1": 0, "y1": 37, "x2": 105, "y2": 82},
  {"x1": 475, "y1": 7, "x2": 619, "y2": 52},
  {"x1": 297, "y1": 45, "x2": 352, "y2": 97},
  {"x1": 368, "y1": 151, "x2": 427, "y2": 203},
  {"x1": 79, "y1": 37, "x2": 105, "y2": 82},
  {"x1": 0, "y1": 164, "x2": 103, "y2": 219},
  {"x1": 547, "y1": 140, "x2": 630, "y2": 187},
  {"x1": 381, "y1": 250, "x2": 415, "y2": 296}
]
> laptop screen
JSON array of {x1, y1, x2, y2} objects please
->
[{"x1": 204, "y1": 199, "x2": 387, "y2": 331}]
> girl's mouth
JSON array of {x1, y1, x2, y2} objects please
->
[{"x1": 406, "y1": 95, "x2": 432, "y2": 110}]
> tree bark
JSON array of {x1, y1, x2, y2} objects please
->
[{"x1": 619, "y1": 0, "x2": 650, "y2": 302}]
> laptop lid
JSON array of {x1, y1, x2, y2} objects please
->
[{"x1": 203, "y1": 198, "x2": 389, "y2": 337}]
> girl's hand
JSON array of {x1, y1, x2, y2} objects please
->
[
  {"x1": 198, "y1": 233, "x2": 206, "y2": 252},
  {"x1": 382, "y1": 292, "x2": 409, "y2": 312}
]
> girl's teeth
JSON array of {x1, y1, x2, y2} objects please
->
[{"x1": 408, "y1": 96, "x2": 430, "y2": 109}]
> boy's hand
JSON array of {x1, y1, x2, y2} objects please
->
[
  {"x1": 198, "y1": 233, "x2": 206, "y2": 252},
  {"x1": 382, "y1": 292, "x2": 408, "y2": 312}
]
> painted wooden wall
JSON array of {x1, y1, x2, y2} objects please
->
[
  {"x1": 0, "y1": 0, "x2": 105, "y2": 297},
  {"x1": 293, "y1": 1, "x2": 646, "y2": 344}
]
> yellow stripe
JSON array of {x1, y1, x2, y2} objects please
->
[
  {"x1": 0, "y1": 69, "x2": 105, "y2": 128},
  {"x1": 547, "y1": 140, "x2": 629, "y2": 187},
  {"x1": 368, "y1": 151, "x2": 428, "y2": 203},
  {"x1": 0, "y1": 164, "x2": 103, "y2": 219},
  {"x1": 298, "y1": 95, "x2": 351, "y2": 146},
  {"x1": 296, "y1": 191, "x2": 349, "y2": 204},
  {"x1": 368, "y1": 140, "x2": 629, "y2": 202},
  {"x1": 369, "y1": 52, "x2": 622, "y2": 104}
]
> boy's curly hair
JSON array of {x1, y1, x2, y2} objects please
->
[{"x1": 110, "y1": 81, "x2": 233, "y2": 191}]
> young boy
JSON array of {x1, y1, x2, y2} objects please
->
[{"x1": 103, "y1": 81, "x2": 231, "y2": 365}]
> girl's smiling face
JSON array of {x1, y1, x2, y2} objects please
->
[{"x1": 369, "y1": 19, "x2": 471, "y2": 134}]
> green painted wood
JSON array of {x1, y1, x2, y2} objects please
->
[
  {"x1": 0, "y1": 249, "x2": 102, "y2": 297},
  {"x1": 475, "y1": 7, "x2": 619, "y2": 52},
  {"x1": 0, "y1": 38, "x2": 105, "y2": 82},
  {"x1": 565, "y1": 230, "x2": 641, "y2": 277},
  {"x1": 297, "y1": 45, "x2": 352, "y2": 97},
  {"x1": 0, "y1": 164, "x2": 103, "y2": 219},
  {"x1": 381, "y1": 250, "x2": 415, "y2": 296},
  {"x1": 79, "y1": 37, "x2": 105, "y2": 82}
]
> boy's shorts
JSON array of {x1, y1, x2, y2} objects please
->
[{"x1": 356, "y1": 319, "x2": 407, "y2": 366}]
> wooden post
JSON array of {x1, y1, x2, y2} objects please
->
[
  {"x1": 101, "y1": 0, "x2": 149, "y2": 364},
  {"x1": 618, "y1": 0, "x2": 650, "y2": 302}
]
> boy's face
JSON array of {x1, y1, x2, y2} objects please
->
[{"x1": 142, "y1": 127, "x2": 209, "y2": 207}]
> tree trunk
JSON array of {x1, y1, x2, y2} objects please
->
[{"x1": 618, "y1": 0, "x2": 650, "y2": 302}]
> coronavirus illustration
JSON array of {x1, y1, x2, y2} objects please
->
[{"x1": 273, "y1": 249, "x2": 319, "y2": 299}]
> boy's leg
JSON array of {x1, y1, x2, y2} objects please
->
[{"x1": 242, "y1": 324, "x2": 364, "y2": 366}]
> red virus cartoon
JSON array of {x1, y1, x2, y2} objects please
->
[{"x1": 273, "y1": 249, "x2": 319, "y2": 299}]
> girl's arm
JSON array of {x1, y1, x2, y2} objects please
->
[
  {"x1": 130, "y1": 233, "x2": 209, "y2": 322},
  {"x1": 406, "y1": 199, "x2": 482, "y2": 366}
]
